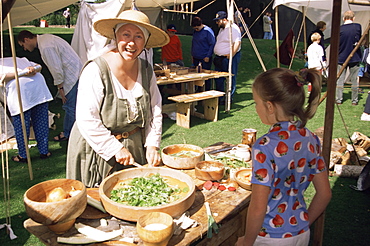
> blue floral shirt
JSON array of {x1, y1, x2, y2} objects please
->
[{"x1": 251, "y1": 121, "x2": 326, "y2": 238}]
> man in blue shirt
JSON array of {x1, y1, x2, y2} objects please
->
[
  {"x1": 336, "y1": 10, "x2": 362, "y2": 105},
  {"x1": 191, "y1": 16, "x2": 215, "y2": 90}
]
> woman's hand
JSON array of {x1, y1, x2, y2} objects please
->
[
  {"x1": 146, "y1": 146, "x2": 161, "y2": 167},
  {"x1": 115, "y1": 147, "x2": 135, "y2": 166}
]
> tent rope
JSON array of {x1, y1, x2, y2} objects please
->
[
  {"x1": 248, "y1": 0, "x2": 274, "y2": 29},
  {"x1": 288, "y1": 8, "x2": 307, "y2": 69},
  {"x1": 0, "y1": 1, "x2": 17, "y2": 240},
  {"x1": 153, "y1": 0, "x2": 217, "y2": 15},
  {"x1": 232, "y1": 0, "x2": 266, "y2": 71}
]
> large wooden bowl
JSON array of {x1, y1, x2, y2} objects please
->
[
  {"x1": 161, "y1": 144, "x2": 204, "y2": 169},
  {"x1": 24, "y1": 179, "x2": 87, "y2": 226},
  {"x1": 99, "y1": 167, "x2": 196, "y2": 222}
]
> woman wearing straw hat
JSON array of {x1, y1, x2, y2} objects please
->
[{"x1": 66, "y1": 10, "x2": 169, "y2": 188}]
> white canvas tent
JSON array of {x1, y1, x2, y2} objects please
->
[
  {"x1": 1, "y1": 0, "x2": 77, "y2": 29},
  {"x1": 273, "y1": 0, "x2": 370, "y2": 38},
  {"x1": 71, "y1": 0, "x2": 200, "y2": 63}
]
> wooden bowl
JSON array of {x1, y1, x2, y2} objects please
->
[
  {"x1": 24, "y1": 179, "x2": 87, "y2": 229},
  {"x1": 136, "y1": 212, "x2": 174, "y2": 246},
  {"x1": 99, "y1": 167, "x2": 196, "y2": 222},
  {"x1": 195, "y1": 161, "x2": 225, "y2": 181},
  {"x1": 161, "y1": 144, "x2": 204, "y2": 169},
  {"x1": 234, "y1": 168, "x2": 253, "y2": 190}
]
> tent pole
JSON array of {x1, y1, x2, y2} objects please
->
[
  {"x1": 312, "y1": 0, "x2": 342, "y2": 245},
  {"x1": 302, "y1": 6, "x2": 307, "y2": 53},
  {"x1": 7, "y1": 13, "x2": 33, "y2": 180},
  {"x1": 275, "y1": 6, "x2": 280, "y2": 67},
  {"x1": 225, "y1": 0, "x2": 233, "y2": 113}
]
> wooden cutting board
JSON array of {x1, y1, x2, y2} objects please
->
[{"x1": 79, "y1": 188, "x2": 109, "y2": 219}]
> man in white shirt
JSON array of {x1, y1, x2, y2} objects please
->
[
  {"x1": 17, "y1": 30, "x2": 83, "y2": 141},
  {"x1": 213, "y1": 11, "x2": 241, "y2": 104}
]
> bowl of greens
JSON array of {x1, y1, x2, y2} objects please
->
[
  {"x1": 161, "y1": 144, "x2": 204, "y2": 169},
  {"x1": 99, "y1": 167, "x2": 196, "y2": 222}
]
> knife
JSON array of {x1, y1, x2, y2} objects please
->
[{"x1": 206, "y1": 146, "x2": 233, "y2": 155}]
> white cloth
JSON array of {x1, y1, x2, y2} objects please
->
[
  {"x1": 307, "y1": 42, "x2": 324, "y2": 70},
  {"x1": 0, "y1": 57, "x2": 52, "y2": 116},
  {"x1": 76, "y1": 60, "x2": 162, "y2": 161},
  {"x1": 37, "y1": 34, "x2": 82, "y2": 95},
  {"x1": 214, "y1": 23, "x2": 241, "y2": 56}
]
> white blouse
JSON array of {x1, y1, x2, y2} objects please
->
[{"x1": 76, "y1": 60, "x2": 162, "y2": 161}]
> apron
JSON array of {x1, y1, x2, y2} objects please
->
[{"x1": 66, "y1": 57, "x2": 152, "y2": 188}]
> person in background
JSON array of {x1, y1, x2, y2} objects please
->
[
  {"x1": 191, "y1": 16, "x2": 215, "y2": 90},
  {"x1": 0, "y1": 57, "x2": 53, "y2": 162},
  {"x1": 213, "y1": 11, "x2": 241, "y2": 104},
  {"x1": 307, "y1": 21, "x2": 327, "y2": 62},
  {"x1": 307, "y1": 32, "x2": 326, "y2": 73},
  {"x1": 17, "y1": 30, "x2": 83, "y2": 142},
  {"x1": 63, "y1": 8, "x2": 71, "y2": 28},
  {"x1": 66, "y1": 10, "x2": 168, "y2": 188},
  {"x1": 236, "y1": 68, "x2": 331, "y2": 246},
  {"x1": 242, "y1": 7, "x2": 252, "y2": 27},
  {"x1": 263, "y1": 12, "x2": 273, "y2": 40},
  {"x1": 161, "y1": 24, "x2": 184, "y2": 67},
  {"x1": 336, "y1": 10, "x2": 362, "y2": 106}
]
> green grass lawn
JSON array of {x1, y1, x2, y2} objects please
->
[{"x1": 0, "y1": 28, "x2": 369, "y2": 245}]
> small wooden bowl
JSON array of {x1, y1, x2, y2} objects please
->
[
  {"x1": 161, "y1": 144, "x2": 204, "y2": 169},
  {"x1": 235, "y1": 168, "x2": 253, "y2": 190},
  {"x1": 24, "y1": 179, "x2": 87, "y2": 231},
  {"x1": 195, "y1": 161, "x2": 225, "y2": 181},
  {"x1": 137, "y1": 212, "x2": 174, "y2": 246}
]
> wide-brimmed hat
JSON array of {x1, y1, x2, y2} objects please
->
[{"x1": 94, "y1": 10, "x2": 169, "y2": 48}]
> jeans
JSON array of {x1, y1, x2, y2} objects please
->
[
  {"x1": 336, "y1": 63, "x2": 360, "y2": 104},
  {"x1": 263, "y1": 32, "x2": 273, "y2": 40},
  {"x1": 63, "y1": 81, "x2": 78, "y2": 138},
  {"x1": 214, "y1": 51, "x2": 241, "y2": 101}
]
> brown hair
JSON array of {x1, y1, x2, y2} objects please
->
[
  {"x1": 252, "y1": 68, "x2": 322, "y2": 128},
  {"x1": 191, "y1": 17, "x2": 202, "y2": 27},
  {"x1": 17, "y1": 30, "x2": 36, "y2": 42},
  {"x1": 316, "y1": 21, "x2": 326, "y2": 29}
]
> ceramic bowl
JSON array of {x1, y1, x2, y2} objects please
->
[
  {"x1": 194, "y1": 161, "x2": 225, "y2": 181},
  {"x1": 24, "y1": 179, "x2": 87, "y2": 233},
  {"x1": 234, "y1": 168, "x2": 253, "y2": 190},
  {"x1": 161, "y1": 144, "x2": 204, "y2": 169},
  {"x1": 99, "y1": 167, "x2": 196, "y2": 222}
]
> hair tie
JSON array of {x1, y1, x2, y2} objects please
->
[{"x1": 295, "y1": 69, "x2": 309, "y2": 87}]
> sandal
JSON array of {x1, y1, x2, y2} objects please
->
[
  {"x1": 40, "y1": 152, "x2": 52, "y2": 159},
  {"x1": 11, "y1": 155, "x2": 27, "y2": 163},
  {"x1": 54, "y1": 132, "x2": 68, "y2": 142}
]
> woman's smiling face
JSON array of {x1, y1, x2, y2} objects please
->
[{"x1": 115, "y1": 23, "x2": 145, "y2": 60}]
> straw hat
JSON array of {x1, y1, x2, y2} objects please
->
[{"x1": 94, "y1": 10, "x2": 169, "y2": 48}]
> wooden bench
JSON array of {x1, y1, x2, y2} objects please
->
[{"x1": 168, "y1": 90, "x2": 225, "y2": 128}]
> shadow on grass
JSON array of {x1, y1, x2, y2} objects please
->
[{"x1": 310, "y1": 176, "x2": 370, "y2": 246}]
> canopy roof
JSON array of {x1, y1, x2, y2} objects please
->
[
  {"x1": 273, "y1": 0, "x2": 370, "y2": 37},
  {"x1": 2, "y1": 0, "x2": 197, "y2": 29}
]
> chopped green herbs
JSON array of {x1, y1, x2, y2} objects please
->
[
  {"x1": 214, "y1": 156, "x2": 250, "y2": 169},
  {"x1": 110, "y1": 173, "x2": 182, "y2": 207},
  {"x1": 169, "y1": 150, "x2": 199, "y2": 158}
]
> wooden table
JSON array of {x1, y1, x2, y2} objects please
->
[
  {"x1": 24, "y1": 143, "x2": 252, "y2": 246},
  {"x1": 157, "y1": 71, "x2": 230, "y2": 94}
]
